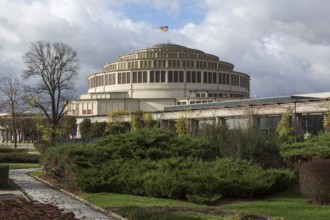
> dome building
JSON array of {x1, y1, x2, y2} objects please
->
[{"x1": 67, "y1": 43, "x2": 250, "y2": 117}]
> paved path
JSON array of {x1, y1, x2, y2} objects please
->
[{"x1": 10, "y1": 169, "x2": 113, "y2": 220}]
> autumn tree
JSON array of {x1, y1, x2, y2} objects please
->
[
  {"x1": 23, "y1": 41, "x2": 79, "y2": 145},
  {"x1": 0, "y1": 75, "x2": 23, "y2": 148}
]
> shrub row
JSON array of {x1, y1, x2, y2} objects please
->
[
  {"x1": 77, "y1": 158, "x2": 295, "y2": 204},
  {"x1": 0, "y1": 148, "x2": 31, "y2": 153},
  {"x1": 41, "y1": 128, "x2": 296, "y2": 204},
  {"x1": 42, "y1": 147, "x2": 295, "y2": 204},
  {"x1": 0, "y1": 164, "x2": 9, "y2": 188},
  {"x1": 0, "y1": 153, "x2": 40, "y2": 163}
]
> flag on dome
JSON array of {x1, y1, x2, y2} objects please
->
[{"x1": 159, "y1": 26, "x2": 169, "y2": 32}]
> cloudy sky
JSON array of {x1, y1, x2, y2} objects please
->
[{"x1": 1, "y1": 0, "x2": 330, "y2": 98}]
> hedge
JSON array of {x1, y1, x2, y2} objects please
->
[
  {"x1": 0, "y1": 153, "x2": 40, "y2": 163},
  {"x1": 0, "y1": 164, "x2": 9, "y2": 188}
]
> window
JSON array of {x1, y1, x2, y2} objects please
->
[
  {"x1": 179, "y1": 71, "x2": 184, "y2": 83},
  {"x1": 133, "y1": 72, "x2": 137, "y2": 83},
  {"x1": 168, "y1": 71, "x2": 173, "y2": 82},
  {"x1": 203, "y1": 72, "x2": 207, "y2": 83},
  {"x1": 150, "y1": 71, "x2": 165, "y2": 83},
  {"x1": 82, "y1": 103, "x2": 92, "y2": 115},
  {"x1": 118, "y1": 72, "x2": 130, "y2": 84},
  {"x1": 138, "y1": 71, "x2": 142, "y2": 83},
  {"x1": 212, "y1": 72, "x2": 217, "y2": 84},
  {"x1": 177, "y1": 101, "x2": 187, "y2": 105},
  {"x1": 219, "y1": 73, "x2": 222, "y2": 84},
  {"x1": 192, "y1": 71, "x2": 196, "y2": 83},
  {"x1": 187, "y1": 71, "x2": 191, "y2": 82},
  {"x1": 133, "y1": 71, "x2": 145, "y2": 83},
  {"x1": 161, "y1": 71, "x2": 165, "y2": 82},
  {"x1": 150, "y1": 71, "x2": 154, "y2": 82},
  {"x1": 208, "y1": 72, "x2": 212, "y2": 84},
  {"x1": 105, "y1": 75, "x2": 109, "y2": 85},
  {"x1": 143, "y1": 71, "x2": 147, "y2": 83},
  {"x1": 110, "y1": 74, "x2": 116, "y2": 85},
  {"x1": 174, "y1": 71, "x2": 178, "y2": 82},
  {"x1": 197, "y1": 71, "x2": 201, "y2": 83}
]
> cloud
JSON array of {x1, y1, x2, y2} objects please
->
[
  {"x1": 0, "y1": 0, "x2": 329, "y2": 99},
  {"x1": 178, "y1": 0, "x2": 330, "y2": 97}
]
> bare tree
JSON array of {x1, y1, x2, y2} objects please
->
[
  {"x1": 23, "y1": 41, "x2": 79, "y2": 145},
  {"x1": 0, "y1": 75, "x2": 23, "y2": 148}
]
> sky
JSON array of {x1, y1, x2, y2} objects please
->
[{"x1": 1, "y1": 0, "x2": 330, "y2": 98}]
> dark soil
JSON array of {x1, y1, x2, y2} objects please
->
[{"x1": 0, "y1": 180, "x2": 78, "y2": 220}]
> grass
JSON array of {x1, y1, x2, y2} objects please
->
[
  {"x1": 80, "y1": 192, "x2": 203, "y2": 208},
  {"x1": 1, "y1": 163, "x2": 40, "y2": 169},
  {"x1": 222, "y1": 187, "x2": 330, "y2": 220},
  {"x1": 29, "y1": 170, "x2": 42, "y2": 177},
  {"x1": 80, "y1": 193, "x2": 227, "y2": 219},
  {"x1": 80, "y1": 187, "x2": 330, "y2": 220}
]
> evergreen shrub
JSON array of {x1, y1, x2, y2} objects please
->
[
  {"x1": 299, "y1": 159, "x2": 330, "y2": 204},
  {"x1": 41, "y1": 128, "x2": 296, "y2": 204},
  {"x1": 280, "y1": 132, "x2": 330, "y2": 166}
]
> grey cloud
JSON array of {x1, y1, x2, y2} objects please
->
[{"x1": 0, "y1": 0, "x2": 329, "y2": 99}]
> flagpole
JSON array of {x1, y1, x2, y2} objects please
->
[{"x1": 158, "y1": 26, "x2": 169, "y2": 43}]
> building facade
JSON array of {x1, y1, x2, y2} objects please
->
[{"x1": 67, "y1": 43, "x2": 250, "y2": 117}]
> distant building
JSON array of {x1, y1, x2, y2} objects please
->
[{"x1": 66, "y1": 43, "x2": 250, "y2": 117}]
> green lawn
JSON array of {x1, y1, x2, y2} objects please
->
[
  {"x1": 80, "y1": 192, "x2": 203, "y2": 208},
  {"x1": 80, "y1": 193, "x2": 227, "y2": 219},
  {"x1": 80, "y1": 187, "x2": 330, "y2": 220},
  {"x1": 222, "y1": 187, "x2": 330, "y2": 220}
]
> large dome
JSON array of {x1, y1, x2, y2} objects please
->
[{"x1": 87, "y1": 43, "x2": 250, "y2": 105}]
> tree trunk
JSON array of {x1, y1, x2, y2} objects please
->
[{"x1": 12, "y1": 112, "x2": 17, "y2": 148}]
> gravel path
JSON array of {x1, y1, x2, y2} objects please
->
[{"x1": 10, "y1": 169, "x2": 113, "y2": 220}]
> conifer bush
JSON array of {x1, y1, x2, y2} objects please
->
[
  {"x1": 299, "y1": 159, "x2": 330, "y2": 204},
  {"x1": 280, "y1": 132, "x2": 330, "y2": 167},
  {"x1": 41, "y1": 128, "x2": 296, "y2": 204}
]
